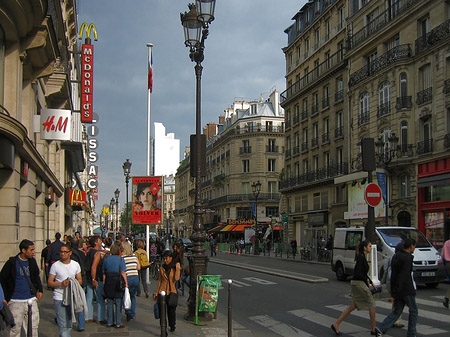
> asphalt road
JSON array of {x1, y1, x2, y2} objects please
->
[{"x1": 208, "y1": 252, "x2": 450, "y2": 337}]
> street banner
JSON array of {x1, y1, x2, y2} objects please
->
[
  {"x1": 132, "y1": 176, "x2": 163, "y2": 224},
  {"x1": 198, "y1": 275, "x2": 221, "y2": 312},
  {"x1": 376, "y1": 172, "x2": 387, "y2": 204}
]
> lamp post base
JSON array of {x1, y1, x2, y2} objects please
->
[{"x1": 185, "y1": 254, "x2": 210, "y2": 321}]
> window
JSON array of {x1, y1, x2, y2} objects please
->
[
  {"x1": 323, "y1": 118, "x2": 330, "y2": 142},
  {"x1": 337, "y1": 110, "x2": 343, "y2": 127},
  {"x1": 378, "y1": 82, "x2": 390, "y2": 116},
  {"x1": 366, "y1": 50, "x2": 378, "y2": 73},
  {"x1": 325, "y1": 19, "x2": 330, "y2": 40},
  {"x1": 359, "y1": 92, "x2": 370, "y2": 124},
  {"x1": 400, "y1": 73, "x2": 408, "y2": 97},
  {"x1": 301, "y1": 194, "x2": 308, "y2": 212},
  {"x1": 338, "y1": 7, "x2": 344, "y2": 28},
  {"x1": 419, "y1": 64, "x2": 431, "y2": 91},
  {"x1": 268, "y1": 158, "x2": 276, "y2": 172},
  {"x1": 321, "y1": 191, "x2": 328, "y2": 209},
  {"x1": 237, "y1": 207, "x2": 252, "y2": 219},
  {"x1": 313, "y1": 192, "x2": 321, "y2": 210},
  {"x1": 312, "y1": 123, "x2": 319, "y2": 147},
  {"x1": 242, "y1": 182, "x2": 250, "y2": 194},
  {"x1": 400, "y1": 121, "x2": 408, "y2": 153},
  {"x1": 312, "y1": 92, "x2": 319, "y2": 114},
  {"x1": 303, "y1": 98, "x2": 308, "y2": 113},
  {"x1": 242, "y1": 160, "x2": 250, "y2": 173},
  {"x1": 336, "y1": 147, "x2": 343, "y2": 167},
  {"x1": 242, "y1": 139, "x2": 250, "y2": 152},
  {"x1": 266, "y1": 206, "x2": 279, "y2": 217},
  {"x1": 303, "y1": 159, "x2": 309, "y2": 173},
  {"x1": 315, "y1": 28, "x2": 320, "y2": 49},
  {"x1": 295, "y1": 196, "x2": 301, "y2": 212},
  {"x1": 268, "y1": 181, "x2": 277, "y2": 195},
  {"x1": 295, "y1": 162, "x2": 300, "y2": 176},
  {"x1": 323, "y1": 85, "x2": 329, "y2": 108},
  {"x1": 268, "y1": 138, "x2": 276, "y2": 152},
  {"x1": 418, "y1": 16, "x2": 430, "y2": 38},
  {"x1": 379, "y1": 127, "x2": 392, "y2": 158},
  {"x1": 399, "y1": 174, "x2": 411, "y2": 197},
  {"x1": 313, "y1": 156, "x2": 319, "y2": 171},
  {"x1": 324, "y1": 152, "x2": 330, "y2": 167}
]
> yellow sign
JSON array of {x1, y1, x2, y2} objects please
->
[{"x1": 79, "y1": 23, "x2": 98, "y2": 41}]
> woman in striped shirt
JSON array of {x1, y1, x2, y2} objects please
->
[{"x1": 121, "y1": 243, "x2": 140, "y2": 321}]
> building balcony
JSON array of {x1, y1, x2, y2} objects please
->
[
  {"x1": 416, "y1": 139, "x2": 433, "y2": 155},
  {"x1": 301, "y1": 110, "x2": 308, "y2": 121},
  {"x1": 285, "y1": 149, "x2": 291, "y2": 158},
  {"x1": 335, "y1": 90, "x2": 343, "y2": 103},
  {"x1": 293, "y1": 114, "x2": 300, "y2": 125},
  {"x1": 348, "y1": 0, "x2": 421, "y2": 50},
  {"x1": 415, "y1": 19, "x2": 450, "y2": 54},
  {"x1": 377, "y1": 102, "x2": 390, "y2": 118},
  {"x1": 239, "y1": 146, "x2": 251, "y2": 154},
  {"x1": 358, "y1": 112, "x2": 370, "y2": 126},
  {"x1": 311, "y1": 104, "x2": 319, "y2": 115},
  {"x1": 311, "y1": 137, "x2": 319, "y2": 148},
  {"x1": 293, "y1": 146, "x2": 300, "y2": 156},
  {"x1": 213, "y1": 173, "x2": 225, "y2": 185},
  {"x1": 444, "y1": 79, "x2": 450, "y2": 94},
  {"x1": 396, "y1": 96, "x2": 412, "y2": 110},
  {"x1": 206, "y1": 193, "x2": 281, "y2": 207},
  {"x1": 281, "y1": 49, "x2": 346, "y2": 103},
  {"x1": 322, "y1": 97, "x2": 330, "y2": 109},
  {"x1": 266, "y1": 145, "x2": 279, "y2": 153},
  {"x1": 334, "y1": 126, "x2": 344, "y2": 139},
  {"x1": 349, "y1": 44, "x2": 411, "y2": 87},
  {"x1": 416, "y1": 87, "x2": 432, "y2": 105},
  {"x1": 301, "y1": 142, "x2": 308, "y2": 153},
  {"x1": 322, "y1": 132, "x2": 330, "y2": 144},
  {"x1": 279, "y1": 162, "x2": 349, "y2": 191},
  {"x1": 285, "y1": 120, "x2": 291, "y2": 130}
]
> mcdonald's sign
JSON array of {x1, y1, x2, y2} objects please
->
[
  {"x1": 68, "y1": 189, "x2": 87, "y2": 206},
  {"x1": 79, "y1": 23, "x2": 98, "y2": 41},
  {"x1": 79, "y1": 23, "x2": 97, "y2": 123}
]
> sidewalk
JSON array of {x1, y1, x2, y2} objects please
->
[{"x1": 36, "y1": 279, "x2": 232, "y2": 337}]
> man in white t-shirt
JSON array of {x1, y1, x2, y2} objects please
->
[{"x1": 48, "y1": 244, "x2": 82, "y2": 336}]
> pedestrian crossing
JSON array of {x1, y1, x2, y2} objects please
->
[{"x1": 245, "y1": 298, "x2": 450, "y2": 337}]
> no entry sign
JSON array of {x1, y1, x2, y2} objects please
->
[{"x1": 365, "y1": 183, "x2": 382, "y2": 207}]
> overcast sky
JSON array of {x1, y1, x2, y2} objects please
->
[{"x1": 76, "y1": 0, "x2": 306, "y2": 215}]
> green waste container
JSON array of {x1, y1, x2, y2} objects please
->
[{"x1": 197, "y1": 275, "x2": 222, "y2": 312}]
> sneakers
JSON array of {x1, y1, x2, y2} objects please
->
[
  {"x1": 443, "y1": 297, "x2": 449, "y2": 309},
  {"x1": 374, "y1": 327, "x2": 383, "y2": 337}
]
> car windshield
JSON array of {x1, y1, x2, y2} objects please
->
[{"x1": 377, "y1": 228, "x2": 431, "y2": 248}]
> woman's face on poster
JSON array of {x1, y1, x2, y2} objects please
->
[{"x1": 139, "y1": 186, "x2": 153, "y2": 210}]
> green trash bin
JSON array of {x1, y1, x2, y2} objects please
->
[{"x1": 197, "y1": 275, "x2": 222, "y2": 312}]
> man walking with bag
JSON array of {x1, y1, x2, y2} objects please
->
[{"x1": 0, "y1": 239, "x2": 43, "y2": 336}]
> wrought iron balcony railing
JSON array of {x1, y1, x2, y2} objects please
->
[
  {"x1": 301, "y1": 110, "x2": 308, "y2": 121},
  {"x1": 322, "y1": 132, "x2": 330, "y2": 144},
  {"x1": 279, "y1": 162, "x2": 348, "y2": 191},
  {"x1": 416, "y1": 87, "x2": 432, "y2": 105},
  {"x1": 311, "y1": 104, "x2": 319, "y2": 115},
  {"x1": 335, "y1": 90, "x2": 344, "y2": 102},
  {"x1": 322, "y1": 97, "x2": 330, "y2": 109},
  {"x1": 416, "y1": 139, "x2": 433, "y2": 155},
  {"x1": 349, "y1": 45, "x2": 411, "y2": 87},
  {"x1": 334, "y1": 126, "x2": 344, "y2": 139},
  {"x1": 396, "y1": 96, "x2": 412, "y2": 110},
  {"x1": 266, "y1": 145, "x2": 279, "y2": 153},
  {"x1": 415, "y1": 20, "x2": 450, "y2": 54},
  {"x1": 239, "y1": 146, "x2": 251, "y2": 154},
  {"x1": 311, "y1": 137, "x2": 319, "y2": 148},
  {"x1": 206, "y1": 193, "x2": 281, "y2": 207},
  {"x1": 377, "y1": 102, "x2": 391, "y2": 118},
  {"x1": 301, "y1": 142, "x2": 308, "y2": 152},
  {"x1": 293, "y1": 146, "x2": 300, "y2": 156},
  {"x1": 358, "y1": 112, "x2": 370, "y2": 126}
]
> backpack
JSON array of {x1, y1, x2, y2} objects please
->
[{"x1": 136, "y1": 250, "x2": 150, "y2": 268}]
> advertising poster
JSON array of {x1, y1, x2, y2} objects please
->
[
  {"x1": 346, "y1": 179, "x2": 385, "y2": 220},
  {"x1": 132, "y1": 176, "x2": 163, "y2": 224}
]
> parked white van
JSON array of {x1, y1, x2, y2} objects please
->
[{"x1": 331, "y1": 226, "x2": 445, "y2": 288}]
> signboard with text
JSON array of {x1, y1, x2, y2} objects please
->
[
  {"x1": 81, "y1": 44, "x2": 94, "y2": 122},
  {"x1": 132, "y1": 176, "x2": 163, "y2": 224},
  {"x1": 40, "y1": 109, "x2": 71, "y2": 140}
]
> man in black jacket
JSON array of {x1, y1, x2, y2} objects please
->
[
  {"x1": 0, "y1": 239, "x2": 43, "y2": 337},
  {"x1": 376, "y1": 238, "x2": 417, "y2": 337}
]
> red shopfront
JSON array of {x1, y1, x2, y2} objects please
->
[{"x1": 417, "y1": 158, "x2": 450, "y2": 248}]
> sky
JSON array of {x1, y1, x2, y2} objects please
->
[{"x1": 76, "y1": 0, "x2": 306, "y2": 215}]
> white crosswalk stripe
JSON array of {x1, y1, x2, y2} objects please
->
[
  {"x1": 249, "y1": 314, "x2": 314, "y2": 337},
  {"x1": 327, "y1": 304, "x2": 447, "y2": 335}
]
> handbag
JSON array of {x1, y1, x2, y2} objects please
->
[
  {"x1": 371, "y1": 286, "x2": 382, "y2": 295},
  {"x1": 123, "y1": 287, "x2": 131, "y2": 310},
  {"x1": 17, "y1": 258, "x2": 37, "y2": 296},
  {"x1": 153, "y1": 302, "x2": 160, "y2": 319},
  {"x1": 167, "y1": 292, "x2": 178, "y2": 307}
]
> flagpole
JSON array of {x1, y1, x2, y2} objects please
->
[{"x1": 146, "y1": 43, "x2": 153, "y2": 286}]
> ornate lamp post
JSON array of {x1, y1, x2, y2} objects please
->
[
  {"x1": 109, "y1": 198, "x2": 115, "y2": 231},
  {"x1": 180, "y1": 0, "x2": 216, "y2": 320},
  {"x1": 122, "y1": 159, "x2": 132, "y2": 234},
  {"x1": 114, "y1": 188, "x2": 120, "y2": 232},
  {"x1": 251, "y1": 181, "x2": 262, "y2": 255}
]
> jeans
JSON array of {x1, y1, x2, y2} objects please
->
[
  {"x1": 94, "y1": 281, "x2": 106, "y2": 322},
  {"x1": 378, "y1": 295, "x2": 418, "y2": 337},
  {"x1": 138, "y1": 268, "x2": 148, "y2": 296},
  {"x1": 107, "y1": 297, "x2": 122, "y2": 327},
  {"x1": 77, "y1": 286, "x2": 86, "y2": 330},
  {"x1": 8, "y1": 299, "x2": 39, "y2": 337},
  {"x1": 54, "y1": 300, "x2": 72, "y2": 337},
  {"x1": 85, "y1": 283, "x2": 95, "y2": 320},
  {"x1": 125, "y1": 276, "x2": 139, "y2": 318}
]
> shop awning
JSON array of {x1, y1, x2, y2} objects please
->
[
  {"x1": 273, "y1": 226, "x2": 283, "y2": 230},
  {"x1": 417, "y1": 173, "x2": 450, "y2": 187},
  {"x1": 208, "y1": 225, "x2": 226, "y2": 232},
  {"x1": 232, "y1": 225, "x2": 252, "y2": 232}
]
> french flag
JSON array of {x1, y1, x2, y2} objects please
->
[{"x1": 148, "y1": 49, "x2": 153, "y2": 93}]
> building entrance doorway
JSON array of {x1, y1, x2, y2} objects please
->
[{"x1": 303, "y1": 227, "x2": 327, "y2": 260}]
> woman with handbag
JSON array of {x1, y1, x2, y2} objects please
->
[
  {"x1": 134, "y1": 240, "x2": 149, "y2": 298},
  {"x1": 153, "y1": 250, "x2": 180, "y2": 333},
  {"x1": 102, "y1": 243, "x2": 128, "y2": 329},
  {"x1": 331, "y1": 240, "x2": 381, "y2": 336},
  {"x1": 122, "y1": 243, "x2": 140, "y2": 321}
]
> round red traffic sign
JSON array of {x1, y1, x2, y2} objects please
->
[{"x1": 364, "y1": 183, "x2": 382, "y2": 207}]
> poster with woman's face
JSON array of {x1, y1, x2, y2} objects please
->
[{"x1": 132, "y1": 176, "x2": 162, "y2": 224}]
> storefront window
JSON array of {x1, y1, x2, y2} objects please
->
[{"x1": 424, "y1": 184, "x2": 450, "y2": 202}]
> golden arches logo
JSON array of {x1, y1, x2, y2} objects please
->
[{"x1": 79, "y1": 23, "x2": 98, "y2": 41}]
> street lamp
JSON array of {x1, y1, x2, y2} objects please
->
[
  {"x1": 375, "y1": 133, "x2": 399, "y2": 164},
  {"x1": 122, "y1": 159, "x2": 132, "y2": 235},
  {"x1": 114, "y1": 188, "x2": 120, "y2": 232},
  {"x1": 110, "y1": 198, "x2": 115, "y2": 231},
  {"x1": 180, "y1": 0, "x2": 216, "y2": 320},
  {"x1": 251, "y1": 181, "x2": 262, "y2": 255}
]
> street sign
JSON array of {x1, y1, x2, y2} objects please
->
[{"x1": 365, "y1": 183, "x2": 382, "y2": 207}]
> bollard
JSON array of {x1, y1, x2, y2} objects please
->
[
  {"x1": 27, "y1": 299, "x2": 33, "y2": 337},
  {"x1": 227, "y1": 279, "x2": 232, "y2": 337},
  {"x1": 160, "y1": 291, "x2": 167, "y2": 337}
]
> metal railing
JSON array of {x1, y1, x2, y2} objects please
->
[
  {"x1": 334, "y1": 90, "x2": 343, "y2": 102},
  {"x1": 416, "y1": 139, "x2": 433, "y2": 154},
  {"x1": 358, "y1": 112, "x2": 370, "y2": 126},
  {"x1": 415, "y1": 20, "x2": 450, "y2": 54},
  {"x1": 395, "y1": 96, "x2": 412, "y2": 110},
  {"x1": 377, "y1": 102, "x2": 391, "y2": 118},
  {"x1": 206, "y1": 193, "x2": 281, "y2": 207},
  {"x1": 416, "y1": 87, "x2": 432, "y2": 105}
]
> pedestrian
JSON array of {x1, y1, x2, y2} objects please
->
[
  {"x1": 90, "y1": 236, "x2": 111, "y2": 324},
  {"x1": 172, "y1": 241, "x2": 184, "y2": 291},
  {"x1": 102, "y1": 243, "x2": 128, "y2": 328},
  {"x1": 122, "y1": 243, "x2": 140, "y2": 321},
  {"x1": 290, "y1": 239, "x2": 297, "y2": 258},
  {"x1": 376, "y1": 238, "x2": 418, "y2": 337},
  {"x1": 47, "y1": 244, "x2": 86, "y2": 336},
  {"x1": 68, "y1": 238, "x2": 88, "y2": 331},
  {"x1": 331, "y1": 240, "x2": 380, "y2": 336},
  {"x1": 134, "y1": 239, "x2": 150, "y2": 298},
  {"x1": 441, "y1": 238, "x2": 450, "y2": 308},
  {"x1": 0, "y1": 239, "x2": 44, "y2": 337},
  {"x1": 210, "y1": 236, "x2": 216, "y2": 256},
  {"x1": 85, "y1": 235, "x2": 103, "y2": 322},
  {"x1": 40, "y1": 239, "x2": 51, "y2": 285},
  {"x1": 153, "y1": 249, "x2": 181, "y2": 333},
  {"x1": 46, "y1": 232, "x2": 64, "y2": 272}
]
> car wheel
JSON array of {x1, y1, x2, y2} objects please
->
[{"x1": 335, "y1": 262, "x2": 347, "y2": 281}]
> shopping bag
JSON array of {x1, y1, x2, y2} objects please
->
[{"x1": 123, "y1": 287, "x2": 131, "y2": 310}]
